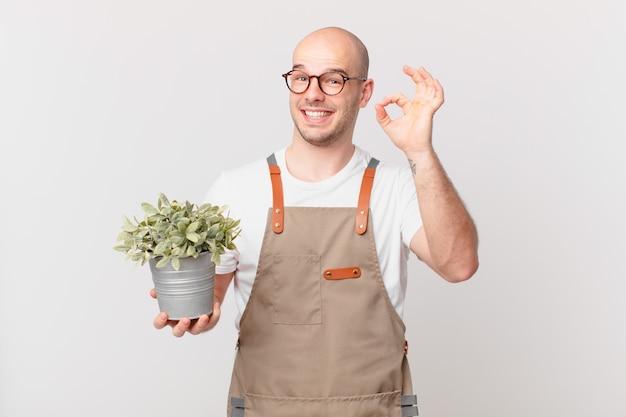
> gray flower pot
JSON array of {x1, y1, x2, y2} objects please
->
[{"x1": 148, "y1": 252, "x2": 215, "y2": 320}]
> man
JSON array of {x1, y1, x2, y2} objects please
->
[{"x1": 153, "y1": 26, "x2": 478, "y2": 416}]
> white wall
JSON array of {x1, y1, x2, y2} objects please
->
[{"x1": 1, "y1": 1, "x2": 625, "y2": 416}]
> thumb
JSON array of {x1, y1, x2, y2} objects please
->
[
  {"x1": 211, "y1": 301, "x2": 221, "y2": 317},
  {"x1": 153, "y1": 312, "x2": 169, "y2": 329},
  {"x1": 374, "y1": 103, "x2": 391, "y2": 128}
]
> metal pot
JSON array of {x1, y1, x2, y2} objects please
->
[{"x1": 148, "y1": 252, "x2": 215, "y2": 320}]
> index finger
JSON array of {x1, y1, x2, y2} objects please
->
[
  {"x1": 404, "y1": 65, "x2": 434, "y2": 86},
  {"x1": 153, "y1": 311, "x2": 169, "y2": 329}
]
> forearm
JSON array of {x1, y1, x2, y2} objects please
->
[
  {"x1": 214, "y1": 272, "x2": 234, "y2": 305},
  {"x1": 408, "y1": 148, "x2": 479, "y2": 282}
]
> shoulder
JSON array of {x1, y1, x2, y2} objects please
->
[
  {"x1": 218, "y1": 157, "x2": 269, "y2": 184},
  {"x1": 354, "y1": 146, "x2": 408, "y2": 175},
  {"x1": 371, "y1": 159, "x2": 413, "y2": 189},
  {"x1": 204, "y1": 155, "x2": 273, "y2": 206},
  {"x1": 350, "y1": 146, "x2": 413, "y2": 193}
]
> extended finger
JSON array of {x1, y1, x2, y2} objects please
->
[
  {"x1": 402, "y1": 65, "x2": 418, "y2": 79},
  {"x1": 153, "y1": 311, "x2": 169, "y2": 329},
  {"x1": 188, "y1": 314, "x2": 211, "y2": 335},
  {"x1": 197, "y1": 302, "x2": 222, "y2": 333},
  {"x1": 434, "y1": 79, "x2": 444, "y2": 101},
  {"x1": 172, "y1": 317, "x2": 191, "y2": 338},
  {"x1": 403, "y1": 65, "x2": 428, "y2": 85},
  {"x1": 417, "y1": 67, "x2": 435, "y2": 86}
]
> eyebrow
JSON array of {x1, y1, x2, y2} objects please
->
[{"x1": 292, "y1": 64, "x2": 349, "y2": 75}]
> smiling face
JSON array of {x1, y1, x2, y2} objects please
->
[{"x1": 288, "y1": 27, "x2": 372, "y2": 148}]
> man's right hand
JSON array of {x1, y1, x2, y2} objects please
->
[{"x1": 151, "y1": 288, "x2": 222, "y2": 337}]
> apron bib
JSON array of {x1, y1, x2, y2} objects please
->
[{"x1": 227, "y1": 155, "x2": 418, "y2": 417}]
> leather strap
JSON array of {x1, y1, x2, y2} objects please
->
[
  {"x1": 323, "y1": 266, "x2": 361, "y2": 280},
  {"x1": 267, "y1": 155, "x2": 378, "y2": 236},
  {"x1": 355, "y1": 158, "x2": 379, "y2": 235},
  {"x1": 267, "y1": 154, "x2": 284, "y2": 234}
]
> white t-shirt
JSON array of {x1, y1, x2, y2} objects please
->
[{"x1": 205, "y1": 145, "x2": 422, "y2": 328}]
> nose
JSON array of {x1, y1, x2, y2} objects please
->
[{"x1": 303, "y1": 76, "x2": 325, "y2": 100}]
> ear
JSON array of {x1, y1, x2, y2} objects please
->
[{"x1": 359, "y1": 79, "x2": 374, "y2": 108}]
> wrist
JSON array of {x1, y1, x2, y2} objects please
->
[{"x1": 405, "y1": 147, "x2": 438, "y2": 169}]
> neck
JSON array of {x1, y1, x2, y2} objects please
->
[{"x1": 285, "y1": 139, "x2": 355, "y2": 182}]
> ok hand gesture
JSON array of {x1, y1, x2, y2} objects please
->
[{"x1": 375, "y1": 65, "x2": 444, "y2": 155}]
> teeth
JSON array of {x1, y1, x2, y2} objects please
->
[{"x1": 305, "y1": 111, "x2": 330, "y2": 118}]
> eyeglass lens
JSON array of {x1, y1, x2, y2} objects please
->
[{"x1": 285, "y1": 71, "x2": 346, "y2": 95}]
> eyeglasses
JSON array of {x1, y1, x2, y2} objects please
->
[{"x1": 282, "y1": 70, "x2": 367, "y2": 96}]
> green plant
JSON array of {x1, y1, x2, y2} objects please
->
[{"x1": 114, "y1": 193, "x2": 241, "y2": 270}]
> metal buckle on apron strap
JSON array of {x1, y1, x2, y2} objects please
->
[
  {"x1": 230, "y1": 397, "x2": 245, "y2": 417},
  {"x1": 401, "y1": 394, "x2": 419, "y2": 416},
  {"x1": 230, "y1": 395, "x2": 417, "y2": 416}
]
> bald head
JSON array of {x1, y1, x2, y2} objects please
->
[{"x1": 293, "y1": 27, "x2": 369, "y2": 78}]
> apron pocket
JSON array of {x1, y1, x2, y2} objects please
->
[
  {"x1": 242, "y1": 390, "x2": 402, "y2": 417},
  {"x1": 272, "y1": 255, "x2": 321, "y2": 325}
]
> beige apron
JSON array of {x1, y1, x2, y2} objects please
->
[{"x1": 227, "y1": 154, "x2": 418, "y2": 417}]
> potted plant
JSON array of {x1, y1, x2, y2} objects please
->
[{"x1": 114, "y1": 192, "x2": 241, "y2": 319}]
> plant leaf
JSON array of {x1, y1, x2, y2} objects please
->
[
  {"x1": 186, "y1": 232, "x2": 200, "y2": 243},
  {"x1": 115, "y1": 192, "x2": 241, "y2": 270},
  {"x1": 187, "y1": 221, "x2": 199, "y2": 233},
  {"x1": 121, "y1": 223, "x2": 138, "y2": 232},
  {"x1": 141, "y1": 202, "x2": 159, "y2": 214},
  {"x1": 156, "y1": 256, "x2": 170, "y2": 268},
  {"x1": 154, "y1": 241, "x2": 169, "y2": 255}
]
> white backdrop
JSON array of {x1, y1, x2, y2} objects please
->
[{"x1": 1, "y1": 1, "x2": 625, "y2": 416}]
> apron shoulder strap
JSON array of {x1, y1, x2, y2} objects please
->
[
  {"x1": 355, "y1": 158, "x2": 379, "y2": 235},
  {"x1": 267, "y1": 154, "x2": 379, "y2": 236},
  {"x1": 266, "y1": 154, "x2": 284, "y2": 234}
]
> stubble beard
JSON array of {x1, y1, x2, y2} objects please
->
[{"x1": 292, "y1": 101, "x2": 359, "y2": 148}]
